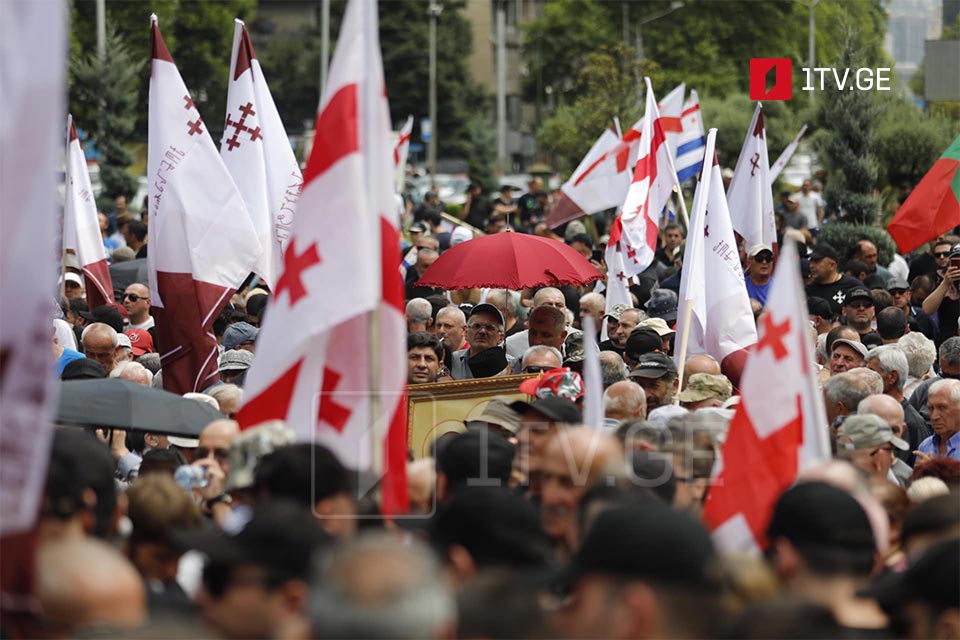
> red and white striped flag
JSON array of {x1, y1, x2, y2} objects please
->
[
  {"x1": 675, "y1": 130, "x2": 757, "y2": 387},
  {"x1": 147, "y1": 15, "x2": 264, "y2": 395},
  {"x1": 726, "y1": 103, "x2": 776, "y2": 251},
  {"x1": 64, "y1": 115, "x2": 114, "y2": 309},
  {"x1": 393, "y1": 114, "x2": 413, "y2": 192},
  {"x1": 238, "y1": 0, "x2": 408, "y2": 513},
  {"x1": 221, "y1": 19, "x2": 303, "y2": 289},
  {"x1": 703, "y1": 238, "x2": 830, "y2": 553}
]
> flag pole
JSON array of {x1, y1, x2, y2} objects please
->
[{"x1": 673, "y1": 296, "x2": 694, "y2": 404}]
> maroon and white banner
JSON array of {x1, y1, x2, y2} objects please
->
[
  {"x1": 147, "y1": 15, "x2": 264, "y2": 394},
  {"x1": 64, "y1": 114, "x2": 114, "y2": 309},
  {"x1": 726, "y1": 102, "x2": 776, "y2": 251},
  {"x1": 221, "y1": 19, "x2": 303, "y2": 289}
]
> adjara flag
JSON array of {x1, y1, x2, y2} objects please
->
[
  {"x1": 888, "y1": 134, "x2": 960, "y2": 254},
  {"x1": 64, "y1": 114, "x2": 114, "y2": 309},
  {"x1": 238, "y1": 0, "x2": 408, "y2": 513},
  {"x1": 726, "y1": 102, "x2": 776, "y2": 252},
  {"x1": 221, "y1": 19, "x2": 303, "y2": 289},
  {"x1": 675, "y1": 130, "x2": 757, "y2": 388},
  {"x1": 147, "y1": 15, "x2": 264, "y2": 395},
  {"x1": 702, "y1": 239, "x2": 830, "y2": 553}
]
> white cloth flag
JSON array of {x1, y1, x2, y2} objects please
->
[
  {"x1": 393, "y1": 114, "x2": 413, "y2": 192},
  {"x1": 658, "y1": 83, "x2": 685, "y2": 161},
  {"x1": 238, "y1": 0, "x2": 408, "y2": 512},
  {"x1": 675, "y1": 129, "x2": 757, "y2": 384},
  {"x1": 675, "y1": 90, "x2": 706, "y2": 182},
  {"x1": 769, "y1": 124, "x2": 808, "y2": 183},
  {"x1": 147, "y1": 15, "x2": 264, "y2": 394},
  {"x1": 0, "y1": 0, "x2": 64, "y2": 535},
  {"x1": 726, "y1": 103, "x2": 776, "y2": 251},
  {"x1": 222, "y1": 19, "x2": 303, "y2": 289},
  {"x1": 65, "y1": 114, "x2": 114, "y2": 309},
  {"x1": 581, "y1": 315, "x2": 604, "y2": 430}
]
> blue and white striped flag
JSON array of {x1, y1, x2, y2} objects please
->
[{"x1": 675, "y1": 90, "x2": 706, "y2": 183}]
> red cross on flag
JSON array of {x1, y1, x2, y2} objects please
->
[
  {"x1": 147, "y1": 16, "x2": 264, "y2": 395},
  {"x1": 221, "y1": 19, "x2": 303, "y2": 289},
  {"x1": 726, "y1": 102, "x2": 777, "y2": 252},
  {"x1": 702, "y1": 238, "x2": 830, "y2": 553},
  {"x1": 657, "y1": 83, "x2": 686, "y2": 160},
  {"x1": 64, "y1": 115, "x2": 114, "y2": 309},
  {"x1": 237, "y1": 0, "x2": 408, "y2": 513},
  {"x1": 675, "y1": 130, "x2": 757, "y2": 388}
]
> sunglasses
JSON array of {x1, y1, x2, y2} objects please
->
[
  {"x1": 123, "y1": 293, "x2": 147, "y2": 302},
  {"x1": 934, "y1": 251, "x2": 952, "y2": 258},
  {"x1": 889, "y1": 289, "x2": 908, "y2": 295},
  {"x1": 522, "y1": 365, "x2": 553, "y2": 374},
  {"x1": 846, "y1": 300, "x2": 873, "y2": 309},
  {"x1": 752, "y1": 254, "x2": 774, "y2": 263},
  {"x1": 196, "y1": 447, "x2": 229, "y2": 462}
]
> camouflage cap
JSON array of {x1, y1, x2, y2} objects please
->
[
  {"x1": 467, "y1": 396, "x2": 523, "y2": 435},
  {"x1": 837, "y1": 414, "x2": 909, "y2": 452},
  {"x1": 224, "y1": 421, "x2": 296, "y2": 492},
  {"x1": 676, "y1": 373, "x2": 734, "y2": 404},
  {"x1": 602, "y1": 304, "x2": 633, "y2": 321}
]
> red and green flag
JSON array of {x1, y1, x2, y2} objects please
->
[{"x1": 888, "y1": 134, "x2": 960, "y2": 254}]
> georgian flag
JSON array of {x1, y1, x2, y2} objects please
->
[
  {"x1": 657, "y1": 83, "x2": 685, "y2": 160},
  {"x1": 726, "y1": 103, "x2": 776, "y2": 251},
  {"x1": 64, "y1": 115, "x2": 114, "y2": 309},
  {"x1": 221, "y1": 19, "x2": 303, "y2": 289},
  {"x1": 147, "y1": 15, "x2": 264, "y2": 394}
]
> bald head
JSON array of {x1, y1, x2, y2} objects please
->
[
  {"x1": 858, "y1": 393, "x2": 906, "y2": 440},
  {"x1": 603, "y1": 381, "x2": 647, "y2": 422},
  {"x1": 683, "y1": 354, "x2": 720, "y2": 384},
  {"x1": 406, "y1": 458, "x2": 436, "y2": 516},
  {"x1": 533, "y1": 287, "x2": 566, "y2": 310},
  {"x1": 543, "y1": 428, "x2": 624, "y2": 488},
  {"x1": 198, "y1": 419, "x2": 239, "y2": 474}
]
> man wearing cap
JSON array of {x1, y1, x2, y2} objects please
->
[
  {"x1": 122, "y1": 283, "x2": 154, "y2": 331},
  {"x1": 840, "y1": 287, "x2": 878, "y2": 340},
  {"x1": 511, "y1": 395, "x2": 582, "y2": 498},
  {"x1": 805, "y1": 242, "x2": 862, "y2": 315},
  {"x1": 219, "y1": 349, "x2": 253, "y2": 386},
  {"x1": 638, "y1": 317, "x2": 675, "y2": 353},
  {"x1": 628, "y1": 352, "x2": 679, "y2": 411},
  {"x1": 623, "y1": 328, "x2": 663, "y2": 370},
  {"x1": 887, "y1": 277, "x2": 937, "y2": 341},
  {"x1": 125, "y1": 328, "x2": 154, "y2": 358},
  {"x1": 407, "y1": 331, "x2": 443, "y2": 384},
  {"x1": 597, "y1": 304, "x2": 634, "y2": 356},
  {"x1": 837, "y1": 414, "x2": 910, "y2": 484},
  {"x1": 450, "y1": 304, "x2": 517, "y2": 380},
  {"x1": 466, "y1": 396, "x2": 522, "y2": 442},
  {"x1": 644, "y1": 289, "x2": 678, "y2": 326},
  {"x1": 830, "y1": 338, "x2": 868, "y2": 376},
  {"x1": 677, "y1": 373, "x2": 733, "y2": 411},
  {"x1": 744, "y1": 244, "x2": 775, "y2": 307},
  {"x1": 80, "y1": 303, "x2": 125, "y2": 334},
  {"x1": 62, "y1": 271, "x2": 85, "y2": 300},
  {"x1": 917, "y1": 378, "x2": 960, "y2": 461},
  {"x1": 222, "y1": 321, "x2": 258, "y2": 353}
]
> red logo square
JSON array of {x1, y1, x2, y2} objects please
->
[{"x1": 750, "y1": 58, "x2": 792, "y2": 101}]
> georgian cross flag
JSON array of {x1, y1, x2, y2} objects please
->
[
  {"x1": 221, "y1": 19, "x2": 303, "y2": 289},
  {"x1": 702, "y1": 238, "x2": 831, "y2": 553},
  {"x1": 238, "y1": 0, "x2": 408, "y2": 513},
  {"x1": 64, "y1": 115, "x2": 114, "y2": 309},
  {"x1": 657, "y1": 83, "x2": 685, "y2": 160},
  {"x1": 726, "y1": 103, "x2": 776, "y2": 251},
  {"x1": 675, "y1": 130, "x2": 757, "y2": 387},
  {"x1": 147, "y1": 16, "x2": 264, "y2": 395}
]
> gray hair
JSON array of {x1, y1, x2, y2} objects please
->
[
  {"x1": 599, "y1": 351, "x2": 628, "y2": 387},
  {"x1": 208, "y1": 384, "x2": 243, "y2": 410},
  {"x1": 405, "y1": 298, "x2": 432, "y2": 326},
  {"x1": 866, "y1": 345, "x2": 909, "y2": 392},
  {"x1": 603, "y1": 381, "x2": 646, "y2": 419},
  {"x1": 484, "y1": 289, "x2": 520, "y2": 320},
  {"x1": 847, "y1": 367, "x2": 884, "y2": 395},
  {"x1": 182, "y1": 392, "x2": 220, "y2": 412},
  {"x1": 580, "y1": 292, "x2": 604, "y2": 308},
  {"x1": 109, "y1": 360, "x2": 153, "y2": 386},
  {"x1": 521, "y1": 345, "x2": 562, "y2": 369},
  {"x1": 939, "y1": 336, "x2": 960, "y2": 366},
  {"x1": 929, "y1": 378, "x2": 960, "y2": 405},
  {"x1": 311, "y1": 534, "x2": 456, "y2": 639},
  {"x1": 823, "y1": 372, "x2": 875, "y2": 413},
  {"x1": 435, "y1": 305, "x2": 465, "y2": 326},
  {"x1": 81, "y1": 322, "x2": 118, "y2": 347},
  {"x1": 898, "y1": 332, "x2": 936, "y2": 378}
]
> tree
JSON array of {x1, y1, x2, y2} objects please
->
[
  {"x1": 699, "y1": 92, "x2": 805, "y2": 170},
  {"x1": 70, "y1": 26, "x2": 141, "y2": 209},
  {"x1": 466, "y1": 113, "x2": 497, "y2": 192}
]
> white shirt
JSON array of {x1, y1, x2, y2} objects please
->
[
  {"x1": 792, "y1": 192, "x2": 821, "y2": 229},
  {"x1": 129, "y1": 316, "x2": 155, "y2": 330}
]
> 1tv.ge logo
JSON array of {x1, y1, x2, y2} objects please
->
[{"x1": 750, "y1": 58, "x2": 892, "y2": 100}]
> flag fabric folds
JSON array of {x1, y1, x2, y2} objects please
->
[
  {"x1": 887, "y1": 134, "x2": 960, "y2": 254},
  {"x1": 702, "y1": 239, "x2": 830, "y2": 553},
  {"x1": 65, "y1": 115, "x2": 114, "y2": 309},
  {"x1": 393, "y1": 114, "x2": 413, "y2": 192},
  {"x1": 675, "y1": 130, "x2": 757, "y2": 387},
  {"x1": 768, "y1": 124, "x2": 807, "y2": 184},
  {"x1": 675, "y1": 90, "x2": 706, "y2": 182},
  {"x1": 658, "y1": 83, "x2": 685, "y2": 160},
  {"x1": 221, "y1": 19, "x2": 303, "y2": 290},
  {"x1": 147, "y1": 15, "x2": 264, "y2": 395},
  {"x1": 726, "y1": 103, "x2": 776, "y2": 252}
]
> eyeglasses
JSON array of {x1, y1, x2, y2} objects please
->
[
  {"x1": 753, "y1": 254, "x2": 774, "y2": 263},
  {"x1": 196, "y1": 447, "x2": 229, "y2": 462},
  {"x1": 522, "y1": 365, "x2": 553, "y2": 374},
  {"x1": 934, "y1": 251, "x2": 952, "y2": 258},
  {"x1": 889, "y1": 289, "x2": 908, "y2": 296},
  {"x1": 846, "y1": 300, "x2": 873, "y2": 309},
  {"x1": 123, "y1": 293, "x2": 146, "y2": 302},
  {"x1": 468, "y1": 323, "x2": 500, "y2": 333}
]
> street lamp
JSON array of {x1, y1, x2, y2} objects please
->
[
  {"x1": 428, "y1": 2, "x2": 443, "y2": 186},
  {"x1": 635, "y1": 1, "x2": 684, "y2": 61},
  {"x1": 496, "y1": 0, "x2": 507, "y2": 175}
]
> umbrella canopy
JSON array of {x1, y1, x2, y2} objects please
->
[
  {"x1": 57, "y1": 379, "x2": 223, "y2": 436},
  {"x1": 109, "y1": 258, "x2": 148, "y2": 301},
  {"x1": 416, "y1": 232, "x2": 602, "y2": 291}
]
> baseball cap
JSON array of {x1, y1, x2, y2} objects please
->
[
  {"x1": 61, "y1": 357, "x2": 107, "y2": 380},
  {"x1": 409, "y1": 221, "x2": 428, "y2": 234},
  {"x1": 244, "y1": 287, "x2": 269, "y2": 304},
  {"x1": 562, "y1": 330, "x2": 585, "y2": 365},
  {"x1": 885, "y1": 277, "x2": 910, "y2": 292},
  {"x1": 602, "y1": 303, "x2": 633, "y2": 321},
  {"x1": 830, "y1": 338, "x2": 869, "y2": 359},
  {"x1": 518, "y1": 368, "x2": 584, "y2": 402},
  {"x1": 638, "y1": 317, "x2": 675, "y2": 337},
  {"x1": 748, "y1": 243, "x2": 774, "y2": 258},
  {"x1": 79, "y1": 304, "x2": 125, "y2": 333},
  {"x1": 219, "y1": 348, "x2": 253, "y2": 373},
  {"x1": 436, "y1": 430, "x2": 515, "y2": 488},
  {"x1": 625, "y1": 328, "x2": 662, "y2": 363},
  {"x1": 469, "y1": 303, "x2": 505, "y2": 328},
  {"x1": 807, "y1": 296, "x2": 833, "y2": 320},
  {"x1": 125, "y1": 329, "x2": 154, "y2": 356},
  {"x1": 836, "y1": 414, "x2": 909, "y2": 452},
  {"x1": 510, "y1": 395, "x2": 582, "y2": 425},
  {"x1": 222, "y1": 321, "x2": 258, "y2": 350},
  {"x1": 767, "y1": 482, "x2": 875, "y2": 558},
  {"x1": 809, "y1": 242, "x2": 840, "y2": 262},
  {"x1": 467, "y1": 396, "x2": 522, "y2": 435},
  {"x1": 864, "y1": 539, "x2": 959, "y2": 611},
  {"x1": 628, "y1": 352, "x2": 677, "y2": 380},
  {"x1": 677, "y1": 373, "x2": 733, "y2": 404},
  {"x1": 116, "y1": 332, "x2": 132, "y2": 351},
  {"x1": 168, "y1": 436, "x2": 199, "y2": 449},
  {"x1": 61, "y1": 272, "x2": 84, "y2": 287},
  {"x1": 843, "y1": 287, "x2": 874, "y2": 305},
  {"x1": 644, "y1": 289, "x2": 678, "y2": 323}
]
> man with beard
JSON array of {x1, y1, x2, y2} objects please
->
[{"x1": 627, "y1": 352, "x2": 678, "y2": 411}]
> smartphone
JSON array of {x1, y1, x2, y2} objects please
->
[
  {"x1": 951, "y1": 256, "x2": 960, "y2": 271},
  {"x1": 591, "y1": 249, "x2": 603, "y2": 263}
]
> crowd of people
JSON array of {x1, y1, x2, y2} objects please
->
[{"x1": 32, "y1": 171, "x2": 960, "y2": 639}]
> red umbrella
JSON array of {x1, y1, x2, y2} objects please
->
[{"x1": 416, "y1": 231, "x2": 602, "y2": 290}]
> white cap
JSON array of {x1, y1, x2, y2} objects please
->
[
  {"x1": 116, "y1": 333, "x2": 132, "y2": 350},
  {"x1": 61, "y1": 272, "x2": 83, "y2": 287}
]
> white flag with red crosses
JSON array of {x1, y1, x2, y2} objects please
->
[{"x1": 726, "y1": 102, "x2": 777, "y2": 252}]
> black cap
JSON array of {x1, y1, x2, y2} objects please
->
[
  {"x1": 628, "y1": 351, "x2": 677, "y2": 379},
  {"x1": 863, "y1": 539, "x2": 959, "y2": 610},
  {"x1": 807, "y1": 296, "x2": 832, "y2": 320},
  {"x1": 79, "y1": 304, "x2": 125, "y2": 333},
  {"x1": 767, "y1": 482, "x2": 875, "y2": 555},
  {"x1": 436, "y1": 430, "x2": 515, "y2": 488},
  {"x1": 430, "y1": 486, "x2": 551, "y2": 569},
  {"x1": 843, "y1": 287, "x2": 874, "y2": 305},
  {"x1": 644, "y1": 289, "x2": 678, "y2": 323},
  {"x1": 173, "y1": 500, "x2": 331, "y2": 581},
  {"x1": 410, "y1": 221, "x2": 428, "y2": 234},
  {"x1": 560, "y1": 502, "x2": 716, "y2": 589},
  {"x1": 61, "y1": 357, "x2": 107, "y2": 380},
  {"x1": 625, "y1": 328, "x2": 662, "y2": 363},
  {"x1": 510, "y1": 395, "x2": 582, "y2": 424},
  {"x1": 809, "y1": 243, "x2": 840, "y2": 263}
]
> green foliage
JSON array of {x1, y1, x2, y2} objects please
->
[
  {"x1": 70, "y1": 26, "x2": 141, "y2": 206},
  {"x1": 256, "y1": 35, "x2": 322, "y2": 136},
  {"x1": 813, "y1": 42, "x2": 881, "y2": 224},
  {"x1": 872, "y1": 94, "x2": 956, "y2": 189},
  {"x1": 819, "y1": 222, "x2": 896, "y2": 267},
  {"x1": 466, "y1": 113, "x2": 497, "y2": 192},
  {"x1": 699, "y1": 93, "x2": 806, "y2": 170}
]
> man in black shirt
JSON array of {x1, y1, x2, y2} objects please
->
[{"x1": 804, "y1": 242, "x2": 861, "y2": 316}]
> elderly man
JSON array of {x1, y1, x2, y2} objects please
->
[
  {"x1": 405, "y1": 298, "x2": 433, "y2": 333},
  {"x1": 110, "y1": 360, "x2": 153, "y2": 386},
  {"x1": 836, "y1": 414, "x2": 909, "y2": 484},
  {"x1": 917, "y1": 379, "x2": 960, "y2": 460},
  {"x1": 603, "y1": 381, "x2": 646, "y2": 425},
  {"x1": 195, "y1": 419, "x2": 240, "y2": 523},
  {"x1": 450, "y1": 304, "x2": 516, "y2": 379},
  {"x1": 81, "y1": 322, "x2": 119, "y2": 375},
  {"x1": 407, "y1": 332, "x2": 443, "y2": 384},
  {"x1": 823, "y1": 371, "x2": 875, "y2": 426},
  {"x1": 578, "y1": 292, "x2": 605, "y2": 333},
  {"x1": 677, "y1": 373, "x2": 733, "y2": 410},
  {"x1": 122, "y1": 283, "x2": 154, "y2": 331},
  {"x1": 222, "y1": 321, "x2": 258, "y2": 352},
  {"x1": 527, "y1": 305, "x2": 567, "y2": 352},
  {"x1": 628, "y1": 352, "x2": 678, "y2": 411},
  {"x1": 511, "y1": 396, "x2": 582, "y2": 499},
  {"x1": 908, "y1": 336, "x2": 960, "y2": 423},
  {"x1": 830, "y1": 338, "x2": 868, "y2": 376},
  {"x1": 519, "y1": 345, "x2": 562, "y2": 374},
  {"x1": 858, "y1": 395, "x2": 914, "y2": 485},
  {"x1": 506, "y1": 287, "x2": 567, "y2": 358},
  {"x1": 484, "y1": 289, "x2": 521, "y2": 337},
  {"x1": 864, "y1": 345, "x2": 932, "y2": 454},
  {"x1": 434, "y1": 306, "x2": 467, "y2": 354},
  {"x1": 600, "y1": 351, "x2": 628, "y2": 388},
  {"x1": 209, "y1": 384, "x2": 243, "y2": 420}
]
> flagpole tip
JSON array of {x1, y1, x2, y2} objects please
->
[{"x1": 235, "y1": 18, "x2": 245, "y2": 26}]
